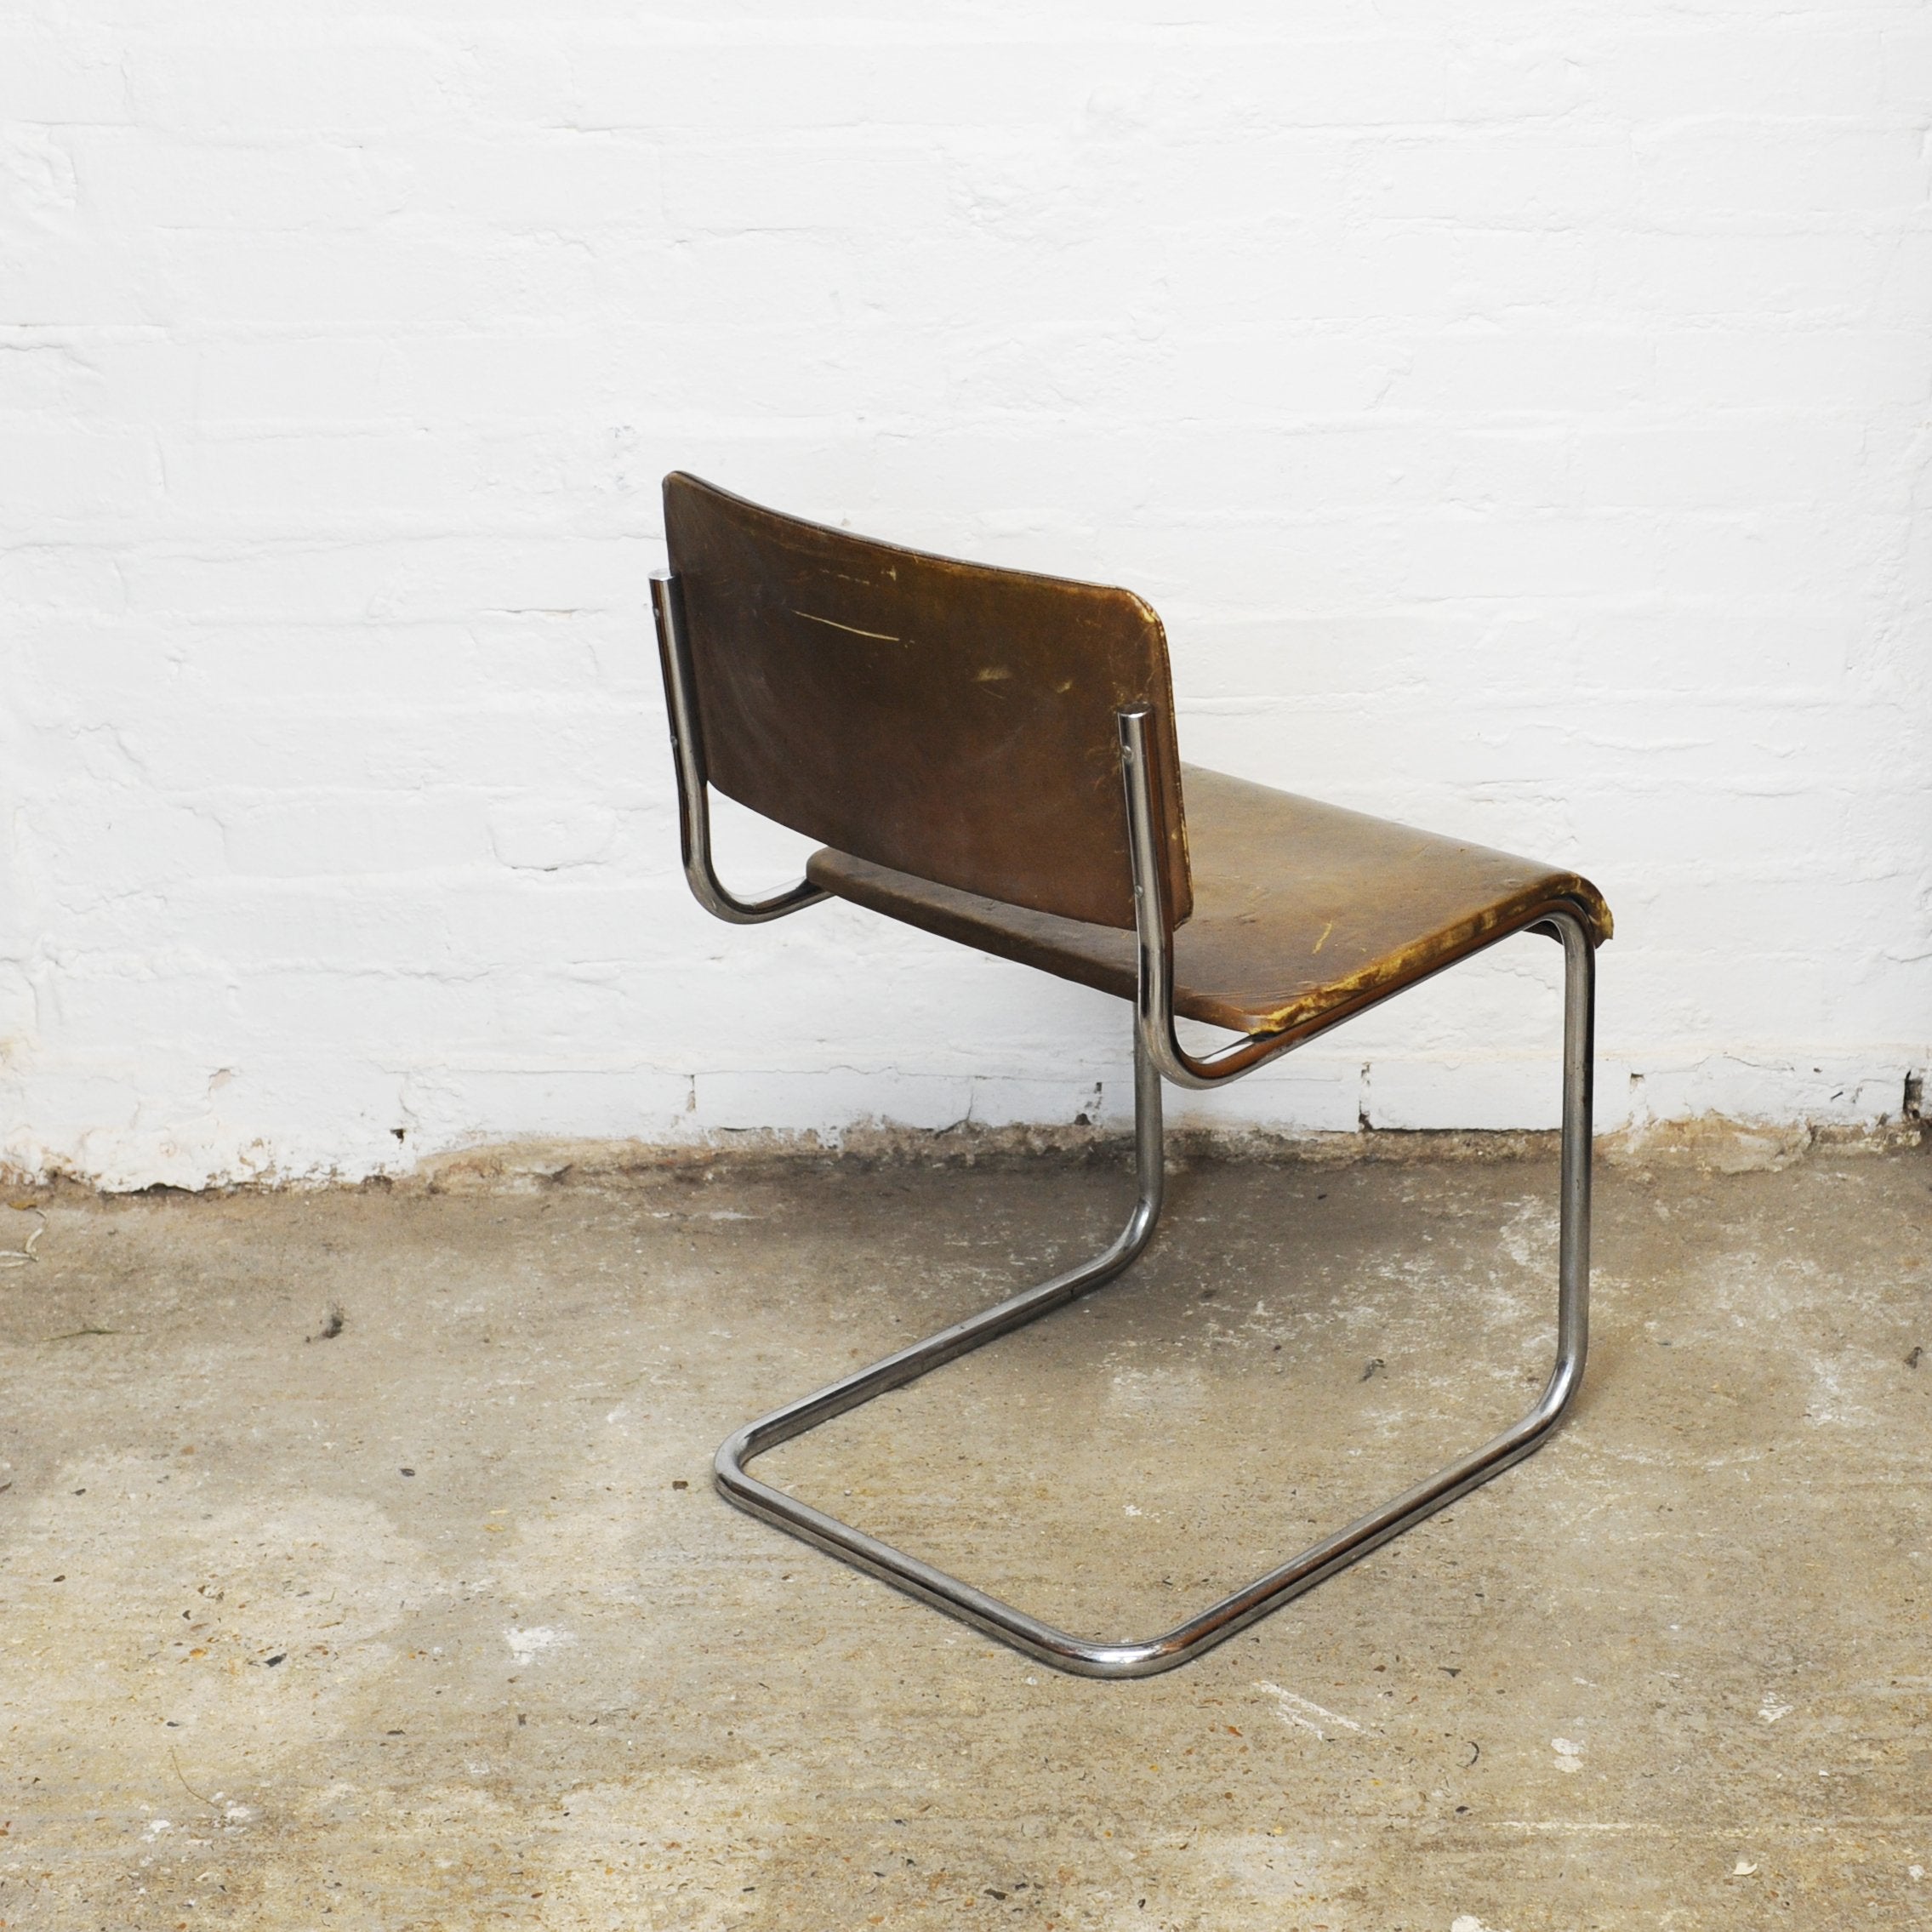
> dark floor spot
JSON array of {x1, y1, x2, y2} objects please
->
[
  {"x1": 265, "y1": 1654, "x2": 285, "y2": 1667},
  {"x1": 400, "y1": 1468, "x2": 415, "y2": 1477},
  {"x1": 671, "y1": 1479, "x2": 688, "y2": 1490},
  {"x1": 310, "y1": 1305, "x2": 345, "y2": 1342}
]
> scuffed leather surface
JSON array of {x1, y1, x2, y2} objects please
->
[
  {"x1": 664, "y1": 472, "x2": 1191, "y2": 930},
  {"x1": 810, "y1": 765, "x2": 1611, "y2": 1040}
]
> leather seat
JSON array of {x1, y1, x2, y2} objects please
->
[{"x1": 810, "y1": 764, "x2": 1610, "y2": 1041}]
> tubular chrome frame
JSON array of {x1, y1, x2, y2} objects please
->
[
  {"x1": 655, "y1": 571, "x2": 1599, "y2": 1678},
  {"x1": 651, "y1": 573, "x2": 829, "y2": 924}
]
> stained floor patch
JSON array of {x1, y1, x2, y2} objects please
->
[{"x1": 1, "y1": 1144, "x2": 1929, "y2": 1929}]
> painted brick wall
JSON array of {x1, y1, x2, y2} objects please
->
[{"x1": 3, "y1": 3, "x2": 1929, "y2": 1188}]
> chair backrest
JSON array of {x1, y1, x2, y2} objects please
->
[{"x1": 662, "y1": 472, "x2": 1192, "y2": 931}]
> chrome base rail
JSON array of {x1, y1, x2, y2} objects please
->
[{"x1": 714, "y1": 911, "x2": 1593, "y2": 1678}]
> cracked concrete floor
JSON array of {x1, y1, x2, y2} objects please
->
[{"x1": 1, "y1": 1139, "x2": 1929, "y2": 1930}]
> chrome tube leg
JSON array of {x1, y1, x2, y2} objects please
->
[
  {"x1": 720, "y1": 1029, "x2": 1161, "y2": 1464},
  {"x1": 713, "y1": 1032, "x2": 1165, "y2": 1610},
  {"x1": 1556, "y1": 907, "x2": 1594, "y2": 1402},
  {"x1": 711, "y1": 920, "x2": 1594, "y2": 1678}
]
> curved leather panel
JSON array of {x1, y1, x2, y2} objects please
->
[
  {"x1": 664, "y1": 472, "x2": 1191, "y2": 931},
  {"x1": 809, "y1": 765, "x2": 1612, "y2": 1040}
]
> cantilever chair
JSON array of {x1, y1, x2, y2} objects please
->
[{"x1": 651, "y1": 472, "x2": 1610, "y2": 1679}]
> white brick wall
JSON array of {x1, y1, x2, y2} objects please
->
[{"x1": 3, "y1": 3, "x2": 1928, "y2": 1188}]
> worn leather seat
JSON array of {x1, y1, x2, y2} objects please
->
[{"x1": 810, "y1": 763, "x2": 1610, "y2": 1041}]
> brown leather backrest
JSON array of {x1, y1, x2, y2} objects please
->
[{"x1": 662, "y1": 472, "x2": 1192, "y2": 931}]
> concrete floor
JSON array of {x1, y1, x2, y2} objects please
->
[{"x1": 2, "y1": 1135, "x2": 1929, "y2": 1930}]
